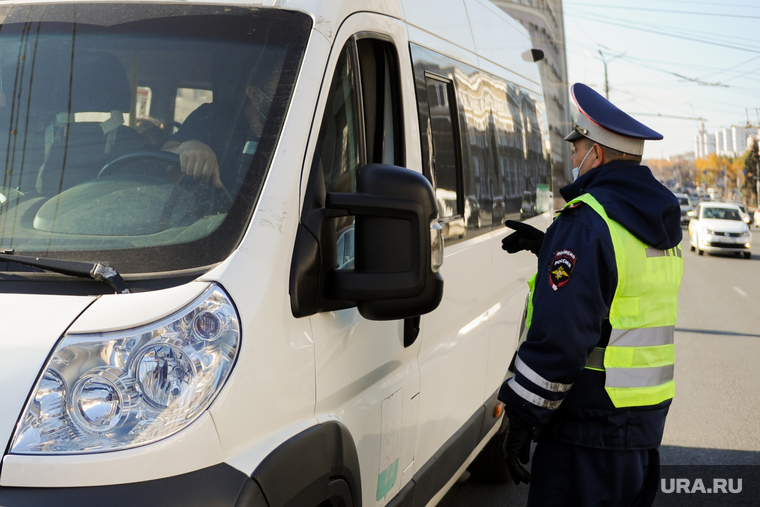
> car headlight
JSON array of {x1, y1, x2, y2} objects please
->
[
  {"x1": 10, "y1": 284, "x2": 239, "y2": 454},
  {"x1": 701, "y1": 227, "x2": 714, "y2": 235}
]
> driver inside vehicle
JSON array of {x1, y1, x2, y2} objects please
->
[{"x1": 162, "y1": 58, "x2": 282, "y2": 195}]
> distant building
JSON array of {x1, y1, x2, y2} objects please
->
[
  {"x1": 702, "y1": 130, "x2": 715, "y2": 157},
  {"x1": 732, "y1": 126, "x2": 757, "y2": 155},
  {"x1": 695, "y1": 123, "x2": 758, "y2": 158}
]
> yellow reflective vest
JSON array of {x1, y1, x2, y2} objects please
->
[{"x1": 525, "y1": 193, "x2": 683, "y2": 408}]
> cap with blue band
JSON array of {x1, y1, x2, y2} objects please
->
[{"x1": 564, "y1": 83, "x2": 662, "y2": 156}]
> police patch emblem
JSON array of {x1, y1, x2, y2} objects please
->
[{"x1": 549, "y1": 249, "x2": 576, "y2": 291}]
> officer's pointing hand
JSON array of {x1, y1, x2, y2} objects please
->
[
  {"x1": 502, "y1": 220, "x2": 544, "y2": 256},
  {"x1": 503, "y1": 417, "x2": 534, "y2": 485}
]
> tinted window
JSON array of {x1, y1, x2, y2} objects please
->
[
  {"x1": 702, "y1": 207, "x2": 742, "y2": 221},
  {"x1": 412, "y1": 44, "x2": 551, "y2": 247},
  {"x1": 425, "y1": 75, "x2": 462, "y2": 221}
]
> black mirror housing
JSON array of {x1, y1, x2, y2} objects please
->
[{"x1": 290, "y1": 163, "x2": 443, "y2": 320}]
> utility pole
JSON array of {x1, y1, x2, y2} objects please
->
[{"x1": 598, "y1": 49, "x2": 626, "y2": 100}]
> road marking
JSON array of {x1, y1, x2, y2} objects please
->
[{"x1": 734, "y1": 287, "x2": 747, "y2": 297}]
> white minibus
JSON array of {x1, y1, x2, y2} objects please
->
[{"x1": 0, "y1": 0, "x2": 553, "y2": 505}]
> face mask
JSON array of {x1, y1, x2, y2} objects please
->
[{"x1": 572, "y1": 146, "x2": 595, "y2": 182}]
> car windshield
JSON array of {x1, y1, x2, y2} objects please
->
[
  {"x1": 702, "y1": 207, "x2": 743, "y2": 221},
  {"x1": 677, "y1": 197, "x2": 689, "y2": 206},
  {"x1": 0, "y1": 4, "x2": 310, "y2": 274}
]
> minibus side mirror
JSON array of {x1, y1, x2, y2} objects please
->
[{"x1": 290, "y1": 162, "x2": 444, "y2": 320}]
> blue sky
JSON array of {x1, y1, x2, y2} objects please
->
[{"x1": 563, "y1": 0, "x2": 760, "y2": 159}]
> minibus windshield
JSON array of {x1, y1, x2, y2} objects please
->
[{"x1": 0, "y1": 4, "x2": 310, "y2": 274}]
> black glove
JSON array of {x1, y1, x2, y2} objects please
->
[
  {"x1": 502, "y1": 220, "x2": 544, "y2": 255},
  {"x1": 503, "y1": 417, "x2": 535, "y2": 485}
]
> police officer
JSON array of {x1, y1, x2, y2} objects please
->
[{"x1": 498, "y1": 83, "x2": 684, "y2": 507}]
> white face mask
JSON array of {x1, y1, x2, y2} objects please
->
[{"x1": 572, "y1": 145, "x2": 595, "y2": 182}]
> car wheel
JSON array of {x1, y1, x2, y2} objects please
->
[
  {"x1": 744, "y1": 252, "x2": 751, "y2": 259},
  {"x1": 690, "y1": 244, "x2": 695, "y2": 252}
]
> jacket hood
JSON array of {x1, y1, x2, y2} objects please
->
[{"x1": 560, "y1": 160, "x2": 683, "y2": 249}]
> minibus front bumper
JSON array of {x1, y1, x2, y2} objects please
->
[{"x1": 0, "y1": 463, "x2": 268, "y2": 507}]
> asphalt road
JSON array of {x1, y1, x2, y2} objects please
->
[{"x1": 438, "y1": 227, "x2": 760, "y2": 507}]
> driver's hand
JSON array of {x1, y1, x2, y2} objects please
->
[{"x1": 171, "y1": 140, "x2": 223, "y2": 188}]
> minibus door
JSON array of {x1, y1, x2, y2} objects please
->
[{"x1": 300, "y1": 18, "x2": 425, "y2": 506}]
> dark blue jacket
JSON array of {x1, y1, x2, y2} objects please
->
[{"x1": 498, "y1": 160, "x2": 682, "y2": 450}]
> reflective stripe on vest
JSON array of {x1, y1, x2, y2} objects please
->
[{"x1": 567, "y1": 193, "x2": 683, "y2": 408}]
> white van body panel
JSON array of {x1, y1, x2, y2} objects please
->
[
  {"x1": 0, "y1": 295, "x2": 95, "y2": 457},
  {"x1": 415, "y1": 235, "x2": 492, "y2": 469},
  {"x1": 485, "y1": 214, "x2": 552, "y2": 397},
  {"x1": 277, "y1": 0, "x2": 406, "y2": 42},
  {"x1": 401, "y1": 0, "x2": 476, "y2": 54}
]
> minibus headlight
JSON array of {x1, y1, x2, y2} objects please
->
[{"x1": 10, "y1": 284, "x2": 239, "y2": 454}]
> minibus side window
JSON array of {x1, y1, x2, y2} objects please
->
[
  {"x1": 423, "y1": 75, "x2": 465, "y2": 238},
  {"x1": 314, "y1": 37, "x2": 403, "y2": 270}
]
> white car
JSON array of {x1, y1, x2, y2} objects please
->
[
  {"x1": 674, "y1": 192, "x2": 693, "y2": 225},
  {"x1": 689, "y1": 202, "x2": 752, "y2": 258}
]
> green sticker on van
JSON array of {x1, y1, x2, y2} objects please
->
[{"x1": 376, "y1": 458, "x2": 399, "y2": 501}]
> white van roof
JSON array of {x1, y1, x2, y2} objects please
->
[{"x1": 12, "y1": 0, "x2": 541, "y2": 90}]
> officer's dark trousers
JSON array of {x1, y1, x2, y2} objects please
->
[{"x1": 527, "y1": 437, "x2": 660, "y2": 507}]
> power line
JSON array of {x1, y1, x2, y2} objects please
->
[
  {"x1": 696, "y1": 55, "x2": 760, "y2": 80},
  {"x1": 566, "y1": 9, "x2": 760, "y2": 46},
  {"x1": 652, "y1": 0, "x2": 760, "y2": 9},
  {"x1": 568, "y1": 13, "x2": 760, "y2": 54},
  {"x1": 565, "y1": 3, "x2": 760, "y2": 19},
  {"x1": 629, "y1": 112, "x2": 707, "y2": 121},
  {"x1": 567, "y1": 38, "x2": 760, "y2": 78}
]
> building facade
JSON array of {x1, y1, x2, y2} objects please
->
[{"x1": 695, "y1": 123, "x2": 758, "y2": 159}]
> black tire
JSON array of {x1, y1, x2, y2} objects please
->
[
  {"x1": 467, "y1": 415, "x2": 509, "y2": 483},
  {"x1": 690, "y1": 244, "x2": 695, "y2": 252},
  {"x1": 744, "y1": 252, "x2": 751, "y2": 259},
  {"x1": 698, "y1": 248, "x2": 704, "y2": 256}
]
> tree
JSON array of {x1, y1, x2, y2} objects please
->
[{"x1": 742, "y1": 138, "x2": 759, "y2": 203}]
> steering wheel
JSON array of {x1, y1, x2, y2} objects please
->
[
  {"x1": 97, "y1": 150, "x2": 182, "y2": 178},
  {"x1": 97, "y1": 150, "x2": 234, "y2": 213}
]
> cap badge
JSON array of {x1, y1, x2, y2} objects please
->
[{"x1": 572, "y1": 123, "x2": 588, "y2": 136}]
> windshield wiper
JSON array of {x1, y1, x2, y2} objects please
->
[{"x1": 0, "y1": 250, "x2": 130, "y2": 294}]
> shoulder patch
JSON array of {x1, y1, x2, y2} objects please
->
[
  {"x1": 549, "y1": 249, "x2": 577, "y2": 291},
  {"x1": 556, "y1": 202, "x2": 585, "y2": 217}
]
